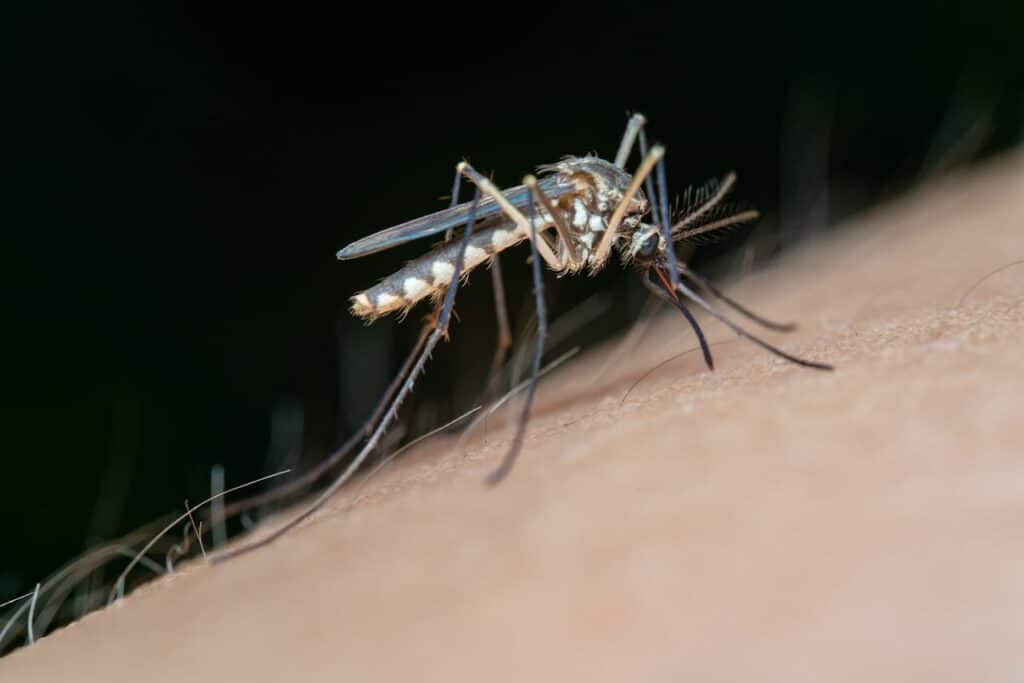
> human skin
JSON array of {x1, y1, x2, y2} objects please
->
[{"x1": 3, "y1": 151, "x2": 1022, "y2": 681}]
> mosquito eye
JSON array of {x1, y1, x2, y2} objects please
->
[{"x1": 638, "y1": 233, "x2": 659, "y2": 257}]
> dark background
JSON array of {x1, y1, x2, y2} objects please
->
[{"x1": 5, "y1": 0, "x2": 1022, "y2": 608}]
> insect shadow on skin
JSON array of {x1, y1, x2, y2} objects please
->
[{"x1": 212, "y1": 113, "x2": 833, "y2": 563}]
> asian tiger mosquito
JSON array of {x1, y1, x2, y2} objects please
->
[{"x1": 214, "y1": 113, "x2": 832, "y2": 561}]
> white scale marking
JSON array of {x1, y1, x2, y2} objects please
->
[
  {"x1": 572, "y1": 199, "x2": 588, "y2": 228},
  {"x1": 431, "y1": 260, "x2": 455, "y2": 283},
  {"x1": 403, "y1": 277, "x2": 428, "y2": 298},
  {"x1": 491, "y1": 229, "x2": 514, "y2": 248}
]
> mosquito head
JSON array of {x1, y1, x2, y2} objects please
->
[{"x1": 622, "y1": 223, "x2": 667, "y2": 267}]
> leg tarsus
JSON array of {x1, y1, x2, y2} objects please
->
[
  {"x1": 677, "y1": 262, "x2": 797, "y2": 332},
  {"x1": 486, "y1": 192, "x2": 547, "y2": 485},
  {"x1": 673, "y1": 277, "x2": 833, "y2": 371}
]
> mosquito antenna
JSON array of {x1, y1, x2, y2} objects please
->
[
  {"x1": 676, "y1": 262, "x2": 797, "y2": 333},
  {"x1": 672, "y1": 172, "x2": 737, "y2": 234},
  {"x1": 643, "y1": 269, "x2": 714, "y2": 370},
  {"x1": 674, "y1": 209, "x2": 760, "y2": 243},
  {"x1": 213, "y1": 189, "x2": 484, "y2": 563},
  {"x1": 669, "y1": 271, "x2": 833, "y2": 370},
  {"x1": 486, "y1": 189, "x2": 547, "y2": 485}
]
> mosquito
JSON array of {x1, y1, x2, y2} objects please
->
[
  {"x1": 339, "y1": 111, "x2": 833, "y2": 475},
  {"x1": 214, "y1": 113, "x2": 831, "y2": 560}
]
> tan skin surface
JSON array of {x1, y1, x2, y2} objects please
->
[{"x1": 4, "y1": 152, "x2": 1023, "y2": 681}]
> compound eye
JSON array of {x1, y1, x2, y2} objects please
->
[{"x1": 638, "y1": 232, "x2": 659, "y2": 257}]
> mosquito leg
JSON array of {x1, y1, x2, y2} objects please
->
[
  {"x1": 443, "y1": 158, "x2": 465, "y2": 240},
  {"x1": 636, "y1": 124, "x2": 661, "y2": 228},
  {"x1": 215, "y1": 168, "x2": 477, "y2": 521},
  {"x1": 642, "y1": 269, "x2": 714, "y2": 371},
  {"x1": 457, "y1": 161, "x2": 563, "y2": 269},
  {"x1": 672, "y1": 275, "x2": 833, "y2": 371},
  {"x1": 451, "y1": 252, "x2": 516, "y2": 456},
  {"x1": 469, "y1": 254, "x2": 513, "y2": 416},
  {"x1": 525, "y1": 174, "x2": 579, "y2": 269},
  {"x1": 213, "y1": 190, "x2": 484, "y2": 562},
  {"x1": 487, "y1": 253, "x2": 513, "y2": 382},
  {"x1": 655, "y1": 154, "x2": 685, "y2": 293},
  {"x1": 215, "y1": 322, "x2": 433, "y2": 521},
  {"x1": 651, "y1": 156, "x2": 826, "y2": 371},
  {"x1": 675, "y1": 261, "x2": 797, "y2": 332},
  {"x1": 485, "y1": 190, "x2": 548, "y2": 485},
  {"x1": 593, "y1": 145, "x2": 665, "y2": 265},
  {"x1": 614, "y1": 112, "x2": 647, "y2": 168}
]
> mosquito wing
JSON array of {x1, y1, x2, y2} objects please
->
[{"x1": 336, "y1": 175, "x2": 575, "y2": 260}]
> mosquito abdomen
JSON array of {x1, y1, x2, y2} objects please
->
[{"x1": 351, "y1": 222, "x2": 527, "y2": 321}]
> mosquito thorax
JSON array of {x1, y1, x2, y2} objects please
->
[{"x1": 538, "y1": 155, "x2": 650, "y2": 265}]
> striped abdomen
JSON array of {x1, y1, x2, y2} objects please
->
[{"x1": 350, "y1": 220, "x2": 529, "y2": 321}]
